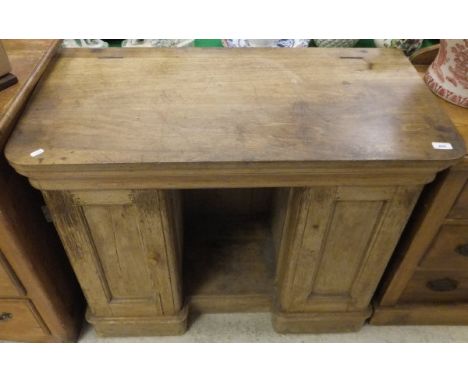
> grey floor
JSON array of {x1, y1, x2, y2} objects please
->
[{"x1": 79, "y1": 312, "x2": 468, "y2": 342}]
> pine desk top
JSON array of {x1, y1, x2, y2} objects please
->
[
  {"x1": 5, "y1": 48, "x2": 466, "y2": 187},
  {"x1": 0, "y1": 40, "x2": 60, "y2": 148}
]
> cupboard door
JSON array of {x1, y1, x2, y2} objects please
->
[
  {"x1": 277, "y1": 186, "x2": 421, "y2": 313},
  {"x1": 43, "y1": 190, "x2": 182, "y2": 318}
]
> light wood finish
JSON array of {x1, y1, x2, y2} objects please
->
[
  {"x1": 86, "y1": 306, "x2": 188, "y2": 337},
  {"x1": 0, "y1": 40, "x2": 61, "y2": 147},
  {"x1": 372, "y1": 63, "x2": 468, "y2": 326},
  {"x1": 418, "y1": 223, "x2": 468, "y2": 269},
  {"x1": 185, "y1": 215, "x2": 274, "y2": 313},
  {"x1": 448, "y1": 185, "x2": 468, "y2": 218},
  {"x1": 5, "y1": 48, "x2": 464, "y2": 182},
  {"x1": 399, "y1": 270, "x2": 468, "y2": 303},
  {"x1": 5, "y1": 47, "x2": 465, "y2": 335},
  {"x1": 0, "y1": 299, "x2": 50, "y2": 341},
  {"x1": 273, "y1": 186, "x2": 421, "y2": 333},
  {"x1": 371, "y1": 304, "x2": 468, "y2": 325},
  {"x1": 0, "y1": 251, "x2": 24, "y2": 297},
  {"x1": 0, "y1": 40, "x2": 84, "y2": 342},
  {"x1": 273, "y1": 307, "x2": 372, "y2": 334},
  {"x1": 42, "y1": 189, "x2": 183, "y2": 335}
]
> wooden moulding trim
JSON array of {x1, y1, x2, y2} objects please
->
[
  {"x1": 370, "y1": 304, "x2": 468, "y2": 325},
  {"x1": 86, "y1": 306, "x2": 188, "y2": 337},
  {"x1": 0, "y1": 40, "x2": 62, "y2": 149},
  {"x1": 271, "y1": 306, "x2": 372, "y2": 334},
  {"x1": 9, "y1": 161, "x2": 457, "y2": 190}
]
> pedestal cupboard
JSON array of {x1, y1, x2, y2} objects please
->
[
  {"x1": 6, "y1": 47, "x2": 464, "y2": 335},
  {"x1": 0, "y1": 40, "x2": 84, "y2": 342},
  {"x1": 372, "y1": 63, "x2": 468, "y2": 325}
]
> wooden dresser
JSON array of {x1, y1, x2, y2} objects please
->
[
  {"x1": 372, "y1": 63, "x2": 468, "y2": 325},
  {"x1": 0, "y1": 40, "x2": 84, "y2": 342},
  {"x1": 5, "y1": 47, "x2": 464, "y2": 335}
]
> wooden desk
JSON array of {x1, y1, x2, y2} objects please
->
[
  {"x1": 372, "y1": 64, "x2": 468, "y2": 325},
  {"x1": 0, "y1": 40, "x2": 84, "y2": 341},
  {"x1": 5, "y1": 47, "x2": 465, "y2": 335}
]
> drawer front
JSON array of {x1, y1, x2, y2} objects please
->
[
  {"x1": 0, "y1": 299, "x2": 50, "y2": 341},
  {"x1": 419, "y1": 224, "x2": 468, "y2": 270},
  {"x1": 448, "y1": 180, "x2": 468, "y2": 219},
  {"x1": 0, "y1": 252, "x2": 24, "y2": 297},
  {"x1": 400, "y1": 270, "x2": 468, "y2": 303}
]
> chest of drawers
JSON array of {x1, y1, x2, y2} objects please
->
[
  {"x1": 372, "y1": 63, "x2": 468, "y2": 325},
  {"x1": 0, "y1": 40, "x2": 84, "y2": 341}
]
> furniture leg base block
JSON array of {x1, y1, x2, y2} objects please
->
[
  {"x1": 272, "y1": 308, "x2": 372, "y2": 334},
  {"x1": 86, "y1": 306, "x2": 188, "y2": 337},
  {"x1": 371, "y1": 304, "x2": 468, "y2": 325}
]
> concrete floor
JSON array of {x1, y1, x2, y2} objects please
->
[{"x1": 79, "y1": 312, "x2": 468, "y2": 342}]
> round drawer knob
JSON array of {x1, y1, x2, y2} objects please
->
[
  {"x1": 0, "y1": 312, "x2": 13, "y2": 321},
  {"x1": 426, "y1": 278, "x2": 459, "y2": 292},
  {"x1": 456, "y1": 244, "x2": 468, "y2": 257}
]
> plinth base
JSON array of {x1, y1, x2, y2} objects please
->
[
  {"x1": 371, "y1": 304, "x2": 468, "y2": 326},
  {"x1": 272, "y1": 307, "x2": 372, "y2": 334},
  {"x1": 87, "y1": 306, "x2": 189, "y2": 337}
]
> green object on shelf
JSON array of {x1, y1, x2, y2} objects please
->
[
  {"x1": 194, "y1": 39, "x2": 224, "y2": 47},
  {"x1": 103, "y1": 39, "x2": 124, "y2": 47},
  {"x1": 355, "y1": 39, "x2": 375, "y2": 48}
]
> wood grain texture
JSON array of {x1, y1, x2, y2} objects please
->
[
  {"x1": 372, "y1": 64, "x2": 468, "y2": 326},
  {"x1": 0, "y1": 40, "x2": 83, "y2": 342},
  {"x1": 448, "y1": 182, "x2": 468, "y2": 218},
  {"x1": 376, "y1": 171, "x2": 467, "y2": 306},
  {"x1": 399, "y1": 270, "x2": 468, "y2": 303},
  {"x1": 5, "y1": 48, "x2": 465, "y2": 178},
  {"x1": 184, "y1": 215, "x2": 274, "y2": 313},
  {"x1": 5, "y1": 49, "x2": 464, "y2": 335},
  {"x1": 415, "y1": 64, "x2": 468, "y2": 168},
  {"x1": 371, "y1": 304, "x2": 468, "y2": 325},
  {"x1": 0, "y1": 299, "x2": 50, "y2": 341},
  {"x1": 87, "y1": 306, "x2": 188, "y2": 337},
  {"x1": 272, "y1": 307, "x2": 372, "y2": 334},
  {"x1": 0, "y1": 40, "x2": 61, "y2": 148},
  {"x1": 418, "y1": 223, "x2": 468, "y2": 269},
  {"x1": 43, "y1": 189, "x2": 184, "y2": 322},
  {"x1": 274, "y1": 185, "x2": 421, "y2": 332},
  {"x1": 0, "y1": 250, "x2": 25, "y2": 297}
]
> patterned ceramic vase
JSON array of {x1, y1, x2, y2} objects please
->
[
  {"x1": 424, "y1": 39, "x2": 468, "y2": 108},
  {"x1": 121, "y1": 39, "x2": 194, "y2": 48},
  {"x1": 313, "y1": 39, "x2": 359, "y2": 48},
  {"x1": 373, "y1": 39, "x2": 423, "y2": 56},
  {"x1": 222, "y1": 39, "x2": 310, "y2": 48},
  {"x1": 62, "y1": 39, "x2": 109, "y2": 48}
]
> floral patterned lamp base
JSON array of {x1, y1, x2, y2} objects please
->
[
  {"x1": 424, "y1": 39, "x2": 468, "y2": 108},
  {"x1": 313, "y1": 39, "x2": 359, "y2": 48}
]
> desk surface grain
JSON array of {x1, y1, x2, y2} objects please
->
[
  {"x1": 5, "y1": 48, "x2": 466, "y2": 172},
  {"x1": 0, "y1": 40, "x2": 60, "y2": 148}
]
